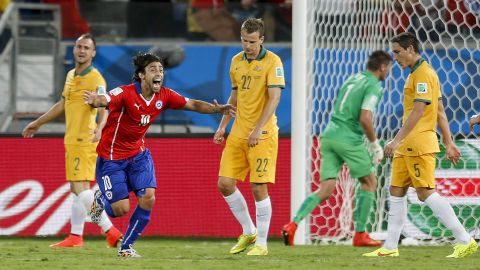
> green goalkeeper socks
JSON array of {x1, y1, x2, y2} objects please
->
[
  {"x1": 293, "y1": 193, "x2": 322, "y2": 224},
  {"x1": 354, "y1": 189, "x2": 375, "y2": 232}
]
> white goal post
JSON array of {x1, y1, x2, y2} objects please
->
[
  {"x1": 292, "y1": 0, "x2": 480, "y2": 245},
  {"x1": 291, "y1": 0, "x2": 309, "y2": 245}
]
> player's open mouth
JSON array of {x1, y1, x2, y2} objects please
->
[{"x1": 152, "y1": 79, "x2": 161, "y2": 88}]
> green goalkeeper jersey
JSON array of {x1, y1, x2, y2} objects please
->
[{"x1": 322, "y1": 70, "x2": 383, "y2": 144}]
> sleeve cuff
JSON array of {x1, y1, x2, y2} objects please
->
[{"x1": 414, "y1": 98, "x2": 431, "y2": 105}]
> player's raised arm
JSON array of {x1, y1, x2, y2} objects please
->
[
  {"x1": 182, "y1": 98, "x2": 236, "y2": 116},
  {"x1": 83, "y1": 91, "x2": 108, "y2": 108}
]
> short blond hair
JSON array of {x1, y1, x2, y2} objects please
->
[{"x1": 241, "y1": 18, "x2": 264, "y2": 37}]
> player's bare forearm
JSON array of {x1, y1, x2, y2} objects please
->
[
  {"x1": 393, "y1": 101, "x2": 425, "y2": 144},
  {"x1": 184, "y1": 99, "x2": 236, "y2": 116},
  {"x1": 437, "y1": 101, "x2": 461, "y2": 164},
  {"x1": 436, "y1": 101, "x2": 454, "y2": 145},
  {"x1": 214, "y1": 106, "x2": 235, "y2": 143},
  {"x1": 359, "y1": 109, "x2": 376, "y2": 142},
  {"x1": 217, "y1": 93, "x2": 237, "y2": 129},
  {"x1": 23, "y1": 99, "x2": 65, "y2": 137},
  {"x1": 247, "y1": 88, "x2": 280, "y2": 147},
  {"x1": 252, "y1": 87, "x2": 281, "y2": 133},
  {"x1": 97, "y1": 107, "x2": 108, "y2": 132},
  {"x1": 35, "y1": 99, "x2": 65, "y2": 126},
  {"x1": 385, "y1": 102, "x2": 425, "y2": 157},
  {"x1": 218, "y1": 115, "x2": 232, "y2": 130},
  {"x1": 186, "y1": 99, "x2": 217, "y2": 113},
  {"x1": 469, "y1": 114, "x2": 480, "y2": 132}
]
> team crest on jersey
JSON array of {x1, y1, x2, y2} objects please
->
[
  {"x1": 254, "y1": 65, "x2": 263, "y2": 72},
  {"x1": 109, "y1": 87, "x2": 123, "y2": 96},
  {"x1": 155, "y1": 100, "x2": 163, "y2": 110},
  {"x1": 416, "y1": 83, "x2": 427, "y2": 94},
  {"x1": 276, "y1": 67, "x2": 284, "y2": 78}
]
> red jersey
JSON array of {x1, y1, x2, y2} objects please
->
[
  {"x1": 191, "y1": 0, "x2": 225, "y2": 9},
  {"x1": 97, "y1": 82, "x2": 187, "y2": 160}
]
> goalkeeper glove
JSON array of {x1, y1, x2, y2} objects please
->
[{"x1": 368, "y1": 140, "x2": 383, "y2": 166}]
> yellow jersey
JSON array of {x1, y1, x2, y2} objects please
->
[
  {"x1": 0, "y1": 0, "x2": 9, "y2": 13},
  {"x1": 229, "y1": 47, "x2": 285, "y2": 139},
  {"x1": 62, "y1": 66, "x2": 106, "y2": 146},
  {"x1": 396, "y1": 59, "x2": 441, "y2": 156}
]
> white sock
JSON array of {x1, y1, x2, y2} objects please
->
[
  {"x1": 424, "y1": 192, "x2": 471, "y2": 244},
  {"x1": 77, "y1": 189, "x2": 94, "y2": 210},
  {"x1": 98, "y1": 212, "x2": 114, "y2": 232},
  {"x1": 78, "y1": 189, "x2": 113, "y2": 232},
  {"x1": 223, "y1": 189, "x2": 256, "y2": 235},
  {"x1": 70, "y1": 193, "x2": 86, "y2": 235},
  {"x1": 255, "y1": 196, "x2": 272, "y2": 248},
  {"x1": 384, "y1": 196, "x2": 407, "y2": 250}
]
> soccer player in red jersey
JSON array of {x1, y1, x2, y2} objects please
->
[{"x1": 84, "y1": 52, "x2": 236, "y2": 257}]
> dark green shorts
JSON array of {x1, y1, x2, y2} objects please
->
[{"x1": 320, "y1": 138, "x2": 374, "y2": 180}]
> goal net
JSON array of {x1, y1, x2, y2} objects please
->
[{"x1": 293, "y1": 0, "x2": 480, "y2": 245}]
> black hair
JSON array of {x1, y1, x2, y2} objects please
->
[
  {"x1": 367, "y1": 50, "x2": 393, "y2": 71},
  {"x1": 132, "y1": 52, "x2": 163, "y2": 82},
  {"x1": 390, "y1": 32, "x2": 420, "y2": 53}
]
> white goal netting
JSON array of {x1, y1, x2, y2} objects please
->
[{"x1": 303, "y1": 0, "x2": 480, "y2": 245}]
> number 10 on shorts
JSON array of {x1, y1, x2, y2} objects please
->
[{"x1": 102, "y1": 175, "x2": 112, "y2": 191}]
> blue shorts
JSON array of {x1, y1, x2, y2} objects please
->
[{"x1": 96, "y1": 149, "x2": 157, "y2": 203}]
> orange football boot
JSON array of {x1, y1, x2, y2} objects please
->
[
  {"x1": 281, "y1": 221, "x2": 298, "y2": 246},
  {"x1": 353, "y1": 232, "x2": 382, "y2": 247},
  {"x1": 50, "y1": 234, "x2": 84, "y2": 248},
  {"x1": 106, "y1": 226, "x2": 123, "y2": 248}
]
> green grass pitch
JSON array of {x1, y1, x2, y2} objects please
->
[{"x1": 1, "y1": 237, "x2": 479, "y2": 270}]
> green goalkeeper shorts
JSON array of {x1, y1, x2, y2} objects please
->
[{"x1": 320, "y1": 138, "x2": 374, "y2": 180}]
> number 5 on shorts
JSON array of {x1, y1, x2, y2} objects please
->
[{"x1": 413, "y1": 163, "x2": 421, "y2": 177}]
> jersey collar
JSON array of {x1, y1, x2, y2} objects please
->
[
  {"x1": 134, "y1": 81, "x2": 157, "y2": 103},
  {"x1": 134, "y1": 81, "x2": 142, "y2": 94},
  {"x1": 75, "y1": 65, "x2": 94, "y2": 77},
  {"x1": 242, "y1": 46, "x2": 267, "y2": 61},
  {"x1": 410, "y1": 58, "x2": 425, "y2": 73},
  {"x1": 363, "y1": 70, "x2": 379, "y2": 83}
]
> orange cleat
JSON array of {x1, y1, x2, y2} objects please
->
[
  {"x1": 50, "y1": 234, "x2": 84, "y2": 248},
  {"x1": 353, "y1": 232, "x2": 382, "y2": 247},
  {"x1": 281, "y1": 221, "x2": 298, "y2": 246},
  {"x1": 106, "y1": 226, "x2": 123, "y2": 248}
]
